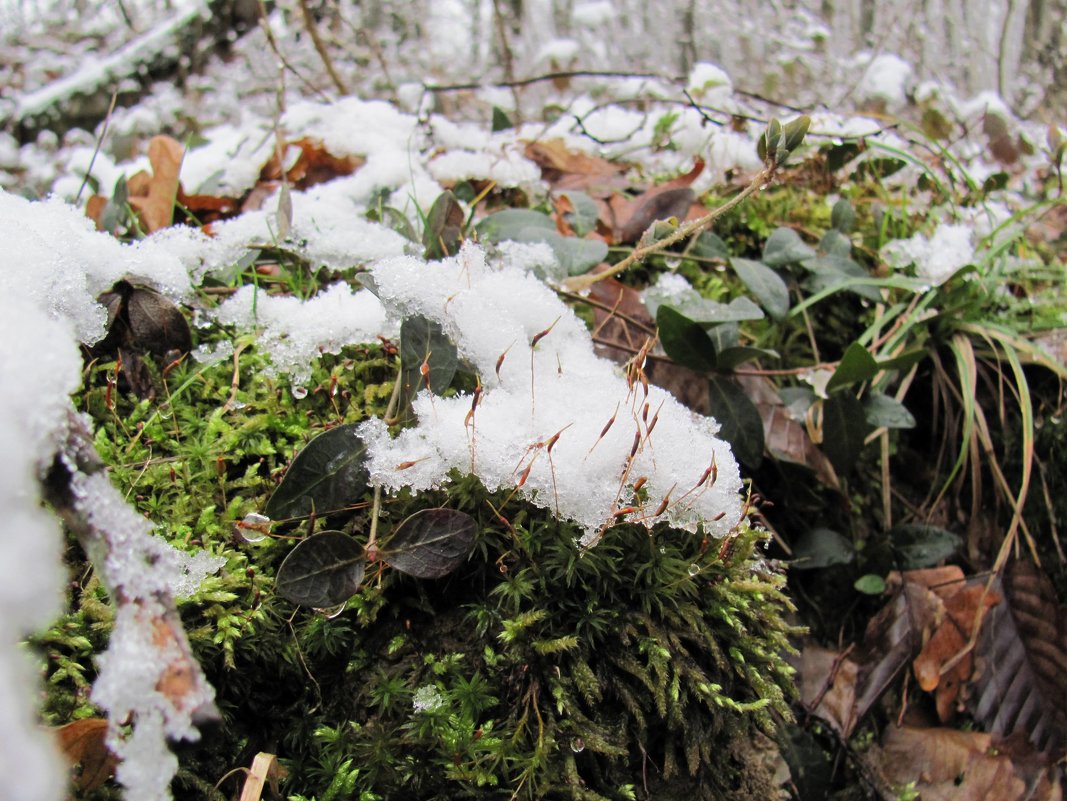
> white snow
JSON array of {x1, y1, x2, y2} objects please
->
[
  {"x1": 855, "y1": 53, "x2": 913, "y2": 111},
  {"x1": 0, "y1": 301, "x2": 82, "y2": 801},
  {"x1": 881, "y1": 223, "x2": 976, "y2": 286},
  {"x1": 212, "y1": 282, "x2": 395, "y2": 386},
  {"x1": 359, "y1": 243, "x2": 744, "y2": 546}
]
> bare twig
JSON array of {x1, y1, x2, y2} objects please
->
[
  {"x1": 298, "y1": 0, "x2": 348, "y2": 96},
  {"x1": 562, "y1": 162, "x2": 777, "y2": 293}
]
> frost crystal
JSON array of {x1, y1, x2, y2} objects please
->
[
  {"x1": 360, "y1": 243, "x2": 744, "y2": 546},
  {"x1": 412, "y1": 685, "x2": 447, "y2": 713}
]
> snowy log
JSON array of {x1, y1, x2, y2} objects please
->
[{"x1": 6, "y1": 0, "x2": 260, "y2": 143}]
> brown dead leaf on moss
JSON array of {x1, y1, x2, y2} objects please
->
[{"x1": 54, "y1": 718, "x2": 116, "y2": 793}]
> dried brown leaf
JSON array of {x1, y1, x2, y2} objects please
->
[
  {"x1": 54, "y1": 718, "x2": 116, "y2": 792},
  {"x1": 734, "y1": 374, "x2": 839, "y2": 489},
  {"x1": 874, "y1": 725, "x2": 1027, "y2": 801},
  {"x1": 912, "y1": 584, "x2": 1001, "y2": 721},
  {"x1": 524, "y1": 138, "x2": 622, "y2": 179},
  {"x1": 239, "y1": 752, "x2": 287, "y2": 801},
  {"x1": 971, "y1": 561, "x2": 1067, "y2": 755},
  {"x1": 127, "y1": 135, "x2": 184, "y2": 233},
  {"x1": 616, "y1": 187, "x2": 695, "y2": 244},
  {"x1": 794, "y1": 643, "x2": 860, "y2": 738}
]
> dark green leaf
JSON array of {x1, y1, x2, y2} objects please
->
[
  {"x1": 707, "y1": 375, "x2": 764, "y2": 468},
  {"x1": 714, "y1": 346, "x2": 779, "y2": 372},
  {"x1": 644, "y1": 280, "x2": 762, "y2": 323},
  {"x1": 826, "y1": 142, "x2": 862, "y2": 172},
  {"x1": 378, "y1": 206, "x2": 418, "y2": 242},
  {"x1": 781, "y1": 115, "x2": 810, "y2": 156},
  {"x1": 791, "y1": 527, "x2": 855, "y2": 569},
  {"x1": 863, "y1": 394, "x2": 916, "y2": 429},
  {"x1": 475, "y1": 208, "x2": 556, "y2": 241},
  {"x1": 548, "y1": 234, "x2": 609, "y2": 275},
  {"x1": 265, "y1": 424, "x2": 369, "y2": 521},
  {"x1": 475, "y1": 208, "x2": 606, "y2": 275},
  {"x1": 887, "y1": 524, "x2": 962, "y2": 568},
  {"x1": 383, "y1": 508, "x2": 477, "y2": 579},
  {"x1": 276, "y1": 530, "x2": 366, "y2": 607},
  {"x1": 822, "y1": 393, "x2": 869, "y2": 475},
  {"x1": 818, "y1": 229, "x2": 852, "y2": 258},
  {"x1": 706, "y1": 322, "x2": 739, "y2": 353},
  {"x1": 422, "y1": 190, "x2": 464, "y2": 260},
  {"x1": 690, "y1": 231, "x2": 730, "y2": 261},
  {"x1": 657, "y1": 306, "x2": 718, "y2": 372},
  {"x1": 802, "y1": 255, "x2": 882, "y2": 301},
  {"x1": 831, "y1": 199, "x2": 856, "y2": 233},
  {"x1": 854, "y1": 574, "x2": 886, "y2": 594},
  {"x1": 401, "y1": 315, "x2": 458, "y2": 404},
  {"x1": 875, "y1": 350, "x2": 927, "y2": 373},
  {"x1": 730, "y1": 257, "x2": 790, "y2": 320},
  {"x1": 558, "y1": 190, "x2": 599, "y2": 237},
  {"x1": 763, "y1": 227, "x2": 816, "y2": 267},
  {"x1": 825, "y1": 342, "x2": 878, "y2": 394},
  {"x1": 491, "y1": 106, "x2": 513, "y2": 132}
]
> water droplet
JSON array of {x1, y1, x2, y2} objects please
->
[
  {"x1": 570, "y1": 737, "x2": 585, "y2": 753},
  {"x1": 232, "y1": 399, "x2": 247, "y2": 410},
  {"x1": 158, "y1": 402, "x2": 172, "y2": 420},
  {"x1": 659, "y1": 546, "x2": 666, "y2": 554},
  {"x1": 236, "y1": 512, "x2": 271, "y2": 543},
  {"x1": 664, "y1": 257, "x2": 681, "y2": 270},
  {"x1": 688, "y1": 564, "x2": 700, "y2": 577},
  {"x1": 291, "y1": 385, "x2": 308, "y2": 399},
  {"x1": 314, "y1": 602, "x2": 346, "y2": 619}
]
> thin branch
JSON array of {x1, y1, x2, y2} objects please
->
[
  {"x1": 562, "y1": 162, "x2": 777, "y2": 293},
  {"x1": 298, "y1": 0, "x2": 348, "y2": 96}
]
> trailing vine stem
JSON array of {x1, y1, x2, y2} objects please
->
[{"x1": 562, "y1": 161, "x2": 778, "y2": 293}]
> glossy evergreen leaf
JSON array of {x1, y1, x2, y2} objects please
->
[
  {"x1": 781, "y1": 115, "x2": 811, "y2": 156},
  {"x1": 831, "y1": 199, "x2": 856, "y2": 233},
  {"x1": 854, "y1": 574, "x2": 886, "y2": 595},
  {"x1": 549, "y1": 234, "x2": 609, "y2": 275},
  {"x1": 864, "y1": 394, "x2": 916, "y2": 429},
  {"x1": 558, "y1": 191, "x2": 599, "y2": 237},
  {"x1": 276, "y1": 530, "x2": 366, "y2": 607},
  {"x1": 763, "y1": 227, "x2": 816, "y2": 267},
  {"x1": 730, "y1": 257, "x2": 790, "y2": 320},
  {"x1": 265, "y1": 424, "x2": 369, "y2": 521},
  {"x1": 383, "y1": 508, "x2": 477, "y2": 579},
  {"x1": 475, "y1": 208, "x2": 607, "y2": 275},
  {"x1": 714, "y1": 345, "x2": 779, "y2": 372},
  {"x1": 474, "y1": 208, "x2": 555, "y2": 241},
  {"x1": 818, "y1": 229, "x2": 852, "y2": 258},
  {"x1": 825, "y1": 342, "x2": 878, "y2": 394},
  {"x1": 791, "y1": 527, "x2": 855, "y2": 569},
  {"x1": 401, "y1": 315, "x2": 459, "y2": 396},
  {"x1": 656, "y1": 305, "x2": 717, "y2": 372},
  {"x1": 690, "y1": 231, "x2": 730, "y2": 261},
  {"x1": 887, "y1": 524, "x2": 962, "y2": 568},
  {"x1": 422, "y1": 190, "x2": 464, "y2": 260},
  {"x1": 802, "y1": 255, "x2": 882, "y2": 301},
  {"x1": 822, "y1": 393, "x2": 869, "y2": 475},
  {"x1": 491, "y1": 106, "x2": 513, "y2": 132},
  {"x1": 708, "y1": 374, "x2": 764, "y2": 467}
]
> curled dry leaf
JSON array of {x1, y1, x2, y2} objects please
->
[
  {"x1": 735, "y1": 373, "x2": 839, "y2": 489},
  {"x1": 238, "y1": 752, "x2": 287, "y2": 801},
  {"x1": 54, "y1": 718, "x2": 116, "y2": 793},
  {"x1": 912, "y1": 581, "x2": 1001, "y2": 722},
  {"x1": 793, "y1": 642, "x2": 860, "y2": 738},
  {"x1": 261, "y1": 137, "x2": 365, "y2": 189},
  {"x1": 873, "y1": 726, "x2": 1028, "y2": 801},
  {"x1": 127, "y1": 135, "x2": 184, "y2": 233}
]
